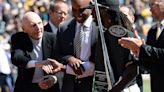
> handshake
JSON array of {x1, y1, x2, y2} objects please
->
[
  {"x1": 35, "y1": 58, "x2": 66, "y2": 74},
  {"x1": 32, "y1": 58, "x2": 64, "y2": 89}
]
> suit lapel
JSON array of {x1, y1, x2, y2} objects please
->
[
  {"x1": 68, "y1": 19, "x2": 76, "y2": 36},
  {"x1": 42, "y1": 33, "x2": 52, "y2": 59},
  {"x1": 68, "y1": 19, "x2": 77, "y2": 47},
  {"x1": 45, "y1": 23, "x2": 53, "y2": 32}
]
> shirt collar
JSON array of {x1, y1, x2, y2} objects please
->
[
  {"x1": 83, "y1": 15, "x2": 93, "y2": 28},
  {"x1": 30, "y1": 37, "x2": 42, "y2": 47},
  {"x1": 161, "y1": 19, "x2": 164, "y2": 27},
  {"x1": 160, "y1": 19, "x2": 164, "y2": 29},
  {"x1": 49, "y1": 20, "x2": 58, "y2": 34}
]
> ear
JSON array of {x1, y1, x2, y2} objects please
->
[
  {"x1": 22, "y1": 26, "x2": 27, "y2": 33},
  {"x1": 128, "y1": 15, "x2": 135, "y2": 23},
  {"x1": 48, "y1": 10, "x2": 53, "y2": 15},
  {"x1": 132, "y1": 16, "x2": 135, "y2": 23}
]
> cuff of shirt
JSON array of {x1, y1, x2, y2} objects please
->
[{"x1": 26, "y1": 60, "x2": 38, "y2": 68}]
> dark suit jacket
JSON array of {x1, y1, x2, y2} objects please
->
[
  {"x1": 139, "y1": 26, "x2": 164, "y2": 92},
  {"x1": 44, "y1": 23, "x2": 53, "y2": 33},
  {"x1": 55, "y1": 18, "x2": 98, "y2": 92},
  {"x1": 11, "y1": 32, "x2": 59, "y2": 92}
]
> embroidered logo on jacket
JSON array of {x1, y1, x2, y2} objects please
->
[{"x1": 108, "y1": 25, "x2": 127, "y2": 37}]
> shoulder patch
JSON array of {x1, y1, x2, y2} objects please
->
[{"x1": 108, "y1": 25, "x2": 127, "y2": 37}]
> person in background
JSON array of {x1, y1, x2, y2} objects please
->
[
  {"x1": 120, "y1": 5, "x2": 143, "y2": 92},
  {"x1": 44, "y1": 0, "x2": 69, "y2": 34},
  {"x1": 118, "y1": 0, "x2": 164, "y2": 92},
  {"x1": 11, "y1": 11, "x2": 60, "y2": 92},
  {"x1": 0, "y1": 35, "x2": 13, "y2": 92},
  {"x1": 44, "y1": 0, "x2": 69, "y2": 91}
]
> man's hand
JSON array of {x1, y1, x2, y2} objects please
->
[
  {"x1": 67, "y1": 56, "x2": 83, "y2": 75},
  {"x1": 38, "y1": 75, "x2": 57, "y2": 90},
  {"x1": 118, "y1": 30, "x2": 145, "y2": 57},
  {"x1": 47, "y1": 58, "x2": 66, "y2": 73},
  {"x1": 118, "y1": 37, "x2": 143, "y2": 55},
  {"x1": 39, "y1": 59, "x2": 65, "y2": 74},
  {"x1": 42, "y1": 64, "x2": 54, "y2": 74}
]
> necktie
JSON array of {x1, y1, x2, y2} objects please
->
[
  {"x1": 32, "y1": 44, "x2": 44, "y2": 83},
  {"x1": 74, "y1": 25, "x2": 84, "y2": 58},
  {"x1": 156, "y1": 22, "x2": 162, "y2": 40}
]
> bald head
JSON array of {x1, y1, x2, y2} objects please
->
[
  {"x1": 22, "y1": 12, "x2": 42, "y2": 27},
  {"x1": 22, "y1": 11, "x2": 44, "y2": 40}
]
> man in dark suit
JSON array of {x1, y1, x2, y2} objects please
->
[
  {"x1": 44, "y1": 1, "x2": 69, "y2": 90},
  {"x1": 11, "y1": 11, "x2": 60, "y2": 92},
  {"x1": 118, "y1": 0, "x2": 164, "y2": 92},
  {"x1": 55, "y1": 0, "x2": 98, "y2": 92},
  {"x1": 44, "y1": 0, "x2": 69, "y2": 34}
]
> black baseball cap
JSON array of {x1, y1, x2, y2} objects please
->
[{"x1": 88, "y1": 0, "x2": 119, "y2": 11}]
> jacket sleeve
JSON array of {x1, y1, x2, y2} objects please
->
[
  {"x1": 139, "y1": 44, "x2": 164, "y2": 64},
  {"x1": 11, "y1": 33, "x2": 32, "y2": 69}
]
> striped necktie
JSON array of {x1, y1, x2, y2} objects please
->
[{"x1": 74, "y1": 25, "x2": 84, "y2": 58}]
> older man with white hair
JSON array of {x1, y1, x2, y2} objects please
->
[{"x1": 11, "y1": 11, "x2": 64, "y2": 92}]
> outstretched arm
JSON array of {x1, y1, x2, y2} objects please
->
[{"x1": 110, "y1": 62, "x2": 138, "y2": 92}]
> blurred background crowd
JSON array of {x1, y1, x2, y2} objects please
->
[{"x1": 0, "y1": 0, "x2": 153, "y2": 92}]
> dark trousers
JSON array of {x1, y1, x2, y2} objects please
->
[
  {"x1": 14, "y1": 82, "x2": 60, "y2": 92},
  {"x1": 62, "y1": 74, "x2": 93, "y2": 92}
]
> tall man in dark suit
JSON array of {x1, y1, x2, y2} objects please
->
[
  {"x1": 11, "y1": 11, "x2": 60, "y2": 92},
  {"x1": 44, "y1": 0, "x2": 69, "y2": 34},
  {"x1": 119, "y1": 0, "x2": 164, "y2": 92},
  {"x1": 55, "y1": 0, "x2": 98, "y2": 92}
]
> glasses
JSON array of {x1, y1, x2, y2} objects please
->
[{"x1": 55, "y1": 10, "x2": 68, "y2": 16}]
